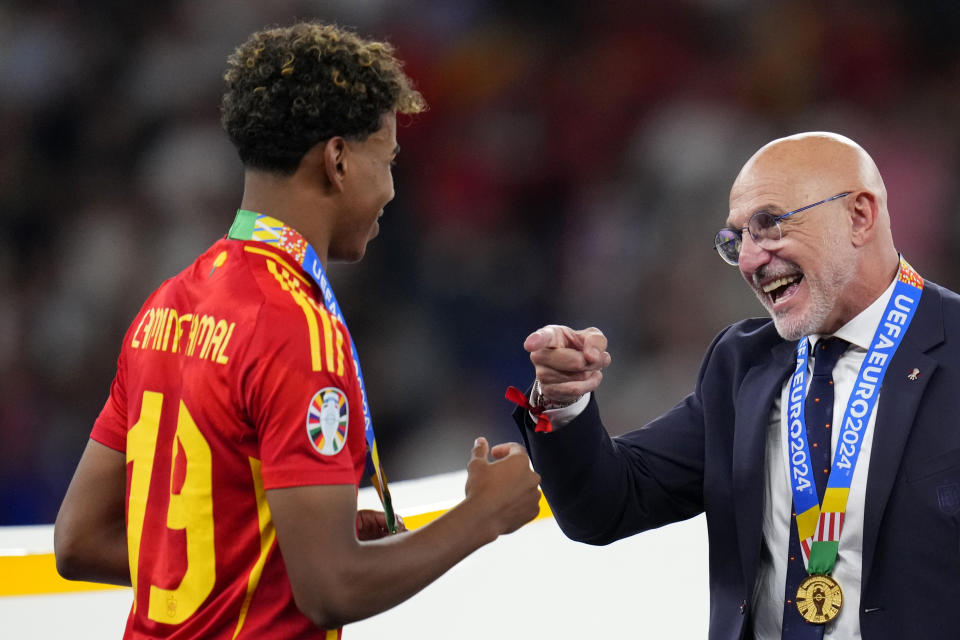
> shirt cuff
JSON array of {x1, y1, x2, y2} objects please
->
[{"x1": 527, "y1": 391, "x2": 591, "y2": 430}]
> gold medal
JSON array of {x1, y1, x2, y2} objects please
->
[{"x1": 795, "y1": 574, "x2": 843, "y2": 624}]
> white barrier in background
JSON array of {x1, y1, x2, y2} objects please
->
[{"x1": 0, "y1": 471, "x2": 708, "y2": 639}]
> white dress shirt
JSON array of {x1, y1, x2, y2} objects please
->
[
  {"x1": 752, "y1": 275, "x2": 896, "y2": 639},
  {"x1": 540, "y1": 274, "x2": 899, "y2": 640}
]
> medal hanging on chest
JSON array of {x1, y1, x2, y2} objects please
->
[
  {"x1": 796, "y1": 574, "x2": 843, "y2": 623},
  {"x1": 786, "y1": 257, "x2": 923, "y2": 624}
]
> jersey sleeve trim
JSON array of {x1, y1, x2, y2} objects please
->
[
  {"x1": 90, "y1": 430, "x2": 126, "y2": 453},
  {"x1": 261, "y1": 469, "x2": 360, "y2": 491}
]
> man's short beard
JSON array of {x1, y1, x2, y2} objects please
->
[
  {"x1": 759, "y1": 235, "x2": 856, "y2": 341},
  {"x1": 769, "y1": 291, "x2": 835, "y2": 341}
]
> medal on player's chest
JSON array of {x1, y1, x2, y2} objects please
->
[{"x1": 796, "y1": 574, "x2": 843, "y2": 624}]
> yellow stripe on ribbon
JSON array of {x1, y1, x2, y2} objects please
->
[
  {"x1": 820, "y1": 487, "x2": 850, "y2": 513},
  {"x1": 795, "y1": 504, "x2": 821, "y2": 540}
]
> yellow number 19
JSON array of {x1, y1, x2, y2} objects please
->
[{"x1": 126, "y1": 390, "x2": 216, "y2": 625}]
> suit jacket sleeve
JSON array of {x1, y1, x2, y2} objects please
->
[{"x1": 513, "y1": 326, "x2": 735, "y2": 546}]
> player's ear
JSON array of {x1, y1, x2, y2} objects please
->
[{"x1": 322, "y1": 137, "x2": 347, "y2": 192}]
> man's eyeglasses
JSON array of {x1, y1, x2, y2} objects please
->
[{"x1": 714, "y1": 192, "x2": 851, "y2": 265}]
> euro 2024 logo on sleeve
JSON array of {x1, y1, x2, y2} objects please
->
[{"x1": 306, "y1": 388, "x2": 349, "y2": 455}]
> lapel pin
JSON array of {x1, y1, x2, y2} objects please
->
[{"x1": 907, "y1": 368, "x2": 920, "y2": 381}]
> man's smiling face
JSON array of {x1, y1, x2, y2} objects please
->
[{"x1": 728, "y1": 143, "x2": 857, "y2": 340}]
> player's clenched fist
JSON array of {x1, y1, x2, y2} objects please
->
[
  {"x1": 524, "y1": 325, "x2": 612, "y2": 405},
  {"x1": 464, "y1": 437, "x2": 542, "y2": 540}
]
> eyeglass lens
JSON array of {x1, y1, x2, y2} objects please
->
[
  {"x1": 748, "y1": 212, "x2": 779, "y2": 239},
  {"x1": 714, "y1": 211, "x2": 780, "y2": 264},
  {"x1": 715, "y1": 229, "x2": 741, "y2": 264}
]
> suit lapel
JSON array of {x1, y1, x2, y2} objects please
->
[
  {"x1": 734, "y1": 338, "x2": 796, "y2": 594},
  {"x1": 861, "y1": 283, "x2": 944, "y2": 589}
]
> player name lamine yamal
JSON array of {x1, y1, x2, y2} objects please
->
[{"x1": 130, "y1": 306, "x2": 235, "y2": 365}]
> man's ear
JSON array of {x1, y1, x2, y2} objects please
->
[
  {"x1": 322, "y1": 137, "x2": 347, "y2": 192},
  {"x1": 849, "y1": 191, "x2": 879, "y2": 247},
  {"x1": 297, "y1": 139, "x2": 344, "y2": 193}
]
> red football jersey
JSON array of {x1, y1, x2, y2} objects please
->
[{"x1": 92, "y1": 237, "x2": 368, "y2": 639}]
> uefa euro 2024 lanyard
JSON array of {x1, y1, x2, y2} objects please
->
[
  {"x1": 785, "y1": 256, "x2": 923, "y2": 623},
  {"x1": 228, "y1": 209, "x2": 397, "y2": 532}
]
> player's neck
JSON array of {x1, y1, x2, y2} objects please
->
[{"x1": 239, "y1": 170, "x2": 333, "y2": 268}]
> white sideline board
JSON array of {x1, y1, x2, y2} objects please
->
[{"x1": 0, "y1": 471, "x2": 708, "y2": 639}]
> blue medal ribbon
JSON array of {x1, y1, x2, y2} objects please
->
[
  {"x1": 229, "y1": 209, "x2": 396, "y2": 531},
  {"x1": 786, "y1": 257, "x2": 923, "y2": 572}
]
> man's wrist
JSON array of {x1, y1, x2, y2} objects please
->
[{"x1": 532, "y1": 379, "x2": 583, "y2": 411}]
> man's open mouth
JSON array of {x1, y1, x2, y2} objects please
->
[{"x1": 762, "y1": 274, "x2": 803, "y2": 305}]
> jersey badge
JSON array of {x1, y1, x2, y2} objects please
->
[
  {"x1": 208, "y1": 250, "x2": 228, "y2": 276},
  {"x1": 306, "y1": 388, "x2": 349, "y2": 455}
]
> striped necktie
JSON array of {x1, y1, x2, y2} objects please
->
[{"x1": 781, "y1": 337, "x2": 848, "y2": 639}]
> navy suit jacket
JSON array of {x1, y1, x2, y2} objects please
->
[{"x1": 515, "y1": 281, "x2": 960, "y2": 639}]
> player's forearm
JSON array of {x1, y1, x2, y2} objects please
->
[{"x1": 297, "y1": 498, "x2": 497, "y2": 628}]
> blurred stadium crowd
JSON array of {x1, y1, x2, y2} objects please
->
[{"x1": 2, "y1": 0, "x2": 960, "y2": 524}]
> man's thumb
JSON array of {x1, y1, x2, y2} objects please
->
[
  {"x1": 523, "y1": 329, "x2": 548, "y2": 352},
  {"x1": 471, "y1": 437, "x2": 489, "y2": 462}
]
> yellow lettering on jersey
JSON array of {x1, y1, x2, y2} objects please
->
[
  {"x1": 186, "y1": 315, "x2": 200, "y2": 356},
  {"x1": 123, "y1": 394, "x2": 218, "y2": 625},
  {"x1": 161, "y1": 308, "x2": 178, "y2": 352},
  {"x1": 197, "y1": 316, "x2": 216, "y2": 359},
  {"x1": 173, "y1": 313, "x2": 192, "y2": 352},
  {"x1": 148, "y1": 399, "x2": 215, "y2": 624},
  {"x1": 204, "y1": 319, "x2": 228, "y2": 361},
  {"x1": 194, "y1": 315, "x2": 216, "y2": 359},
  {"x1": 150, "y1": 308, "x2": 168, "y2": 350},
  {"x1": 129, "y1": 308, "x2": 234, "y2": 366},
  {"x1": 139, "y1": 308, "x2": 156, "y2": 350},
  {"x1": 147, "y1": 308, "x2": 161, "y2": 350},
  {"x1": 127, "y1": 390, "x2": 163, "y2": 613},
  {"x1": 215, "y1": 322, "x2": 235, "y2": 365},
  {"x1": 131, "y1": 310, "x2": 150, "y2": 349}
]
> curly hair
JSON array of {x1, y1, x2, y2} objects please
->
[{"x1": 221, "y1": 22, "x2": 426, "y2": 174}]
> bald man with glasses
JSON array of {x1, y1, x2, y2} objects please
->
[{"x1": 511, "y1": 132, "x2": 960, "y2": 640}]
